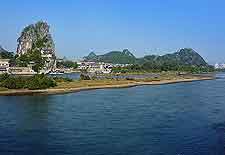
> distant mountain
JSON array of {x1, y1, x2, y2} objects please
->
[
  {"x1": 139, "y1": 48, "x2": 208, "y2": 67},
  {"x1": 0, "y1": 46, "x2": 8, "y2": 53},
  {"x1": 0, "y1": 46, "x2": 14, "y2": 59},
  {"x1": 84, "y1": 48, "x2": 208, "y2": 67},
  {"x1": 84, "y1": 49, "x2": 136, "y2": 64},
  {"x1": 84, "y1": 52, "x2": 97, "y2": 60}
]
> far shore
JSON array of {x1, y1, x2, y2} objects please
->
[{"x1": 0, "y1": 75, "x2": 214, "y2": 96}]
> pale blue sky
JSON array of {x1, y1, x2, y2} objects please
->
[{"x1": 0, "y1": 0, "x2": 225, "y2": 64}]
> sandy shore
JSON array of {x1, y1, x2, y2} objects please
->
[{"x1": 0, "y1": 76, "x2": 214, "y2": 96}]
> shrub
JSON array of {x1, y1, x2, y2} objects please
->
[
  {"x1": 1, "y1": 76, "x2": 27, "y2": 89},
  {"x1": 27, "y1": 74, "x2": 57, "y2": 90},
  {"x1": 80, "y1": 73, "x2": 91, "y2": 80},
  {"x1": 0, "y1": 73, "x2": 10, "y2": 82},
  {"x1": 0, "y1": 74, "x2": 57, "y2": 90}
]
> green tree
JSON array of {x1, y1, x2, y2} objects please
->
[
  {"x1": 28, "y1": 49, "x2": 45, "y2": 72},
  {"x1": 0, "y1": 51, "x2": 14, "y2": 59},
  {"x1": 16, "y1": 36, "x2": 48, "y2": 72},
  {"x1": 16, "y1": 53, "x2": 29, "y2": 67},
  {"x1": 56, "y1": 61, "x2": 78, "y2": 69}
]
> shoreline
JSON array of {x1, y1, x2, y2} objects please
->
[{"x1": 0, "y1": 76, "x2": 214, "y2": 96}]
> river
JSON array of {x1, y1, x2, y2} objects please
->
[{"x1": 0, "y1": 73, "x2": 225, "y2": 154}]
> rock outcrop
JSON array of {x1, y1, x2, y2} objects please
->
[
  {"x1": 16, "y1": 21, "x2": 56, "y2": 72},
  {"x1": 17, "y1": 21, "x2": 55, "y2": 56}
]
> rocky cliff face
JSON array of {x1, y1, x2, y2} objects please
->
[
  {"x1": 17, "y1": 21, "x2": 56, "y2": 72},
  {"x1": 17, "y1": 21, "x2": 55, "y2": 56}
]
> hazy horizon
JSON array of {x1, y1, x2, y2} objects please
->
[{"x1": 1, "y1": 0, "x2": 225, "y2": 64}]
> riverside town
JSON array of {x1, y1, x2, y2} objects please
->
[{"x1": 0, "y1": 21, "x2": 216, "y2": 93}]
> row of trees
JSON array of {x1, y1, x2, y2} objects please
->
[
  {"x1": 0, "y1": 73, "x2": 76, "y2": 90},
  {"x1": 112, "y1": 63, "x2": 215, "y2": 73}
]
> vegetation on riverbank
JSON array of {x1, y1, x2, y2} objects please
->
[
  {"x1": 112, "y1": 63, "x2": 214, "y2": 74},
  {"x1": 0, "y1": 74, "x2": 56, "y2": 90},
  {"x1": 55, "y1": 72, "x2": 213, "y2": 89},
  {"x1": 0, "y1": 72, "x2": 214, "y2": 95},
  {"x1": 0, "y1": 70, "x2": 215, "y2": 95}
]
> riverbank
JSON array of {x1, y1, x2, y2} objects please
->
[{"x1": 0, "y1": 75, "x2": 214, "y2": 96}]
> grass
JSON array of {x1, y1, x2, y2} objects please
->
[
  {"x1": 0, "y1": 87, "x2": 9, "y2": 91},
  {"x1": 54, "y1": 73, "x2": 206, "y2": 89},
  {"x1": 0, "y1": 72, "x2": 213, "y2": 91},
  {"x1": 55, "y1": 79, "x2": 135, "y2": 89}
]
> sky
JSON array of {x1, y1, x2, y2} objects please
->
[{"x1": 0, "y1": 0, "x2": 225, "y2": 64}]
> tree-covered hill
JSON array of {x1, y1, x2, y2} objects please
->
[
  {"x1": 85, "y1": 48, "x2": 213, "y2": 72},
  {"x1": 0, "y1": 46, "x2": 14, "y2": 59},
  {"x1": 0, "y1": 46, "x2": 8, "y2": 53},
  {"x1": 84, "y1": 49, "x2": 136, "y2": 64},
  {"x1": 160, "y1": 48, "x2": 207, "y2": 66},
  {"x1": 84, "y1": 48, "x2": 208, "y2": 66},
  {"x1": 139, "y1": 48, "x2": 208, "y2": 70}
]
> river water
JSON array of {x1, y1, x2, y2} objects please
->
[{"x1": 0, "y1": 73, "x2": 225, "y2": 155}]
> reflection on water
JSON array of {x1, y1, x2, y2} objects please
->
[{"x1": 215, "y1": 72, "x2": 225, "y2": 79}]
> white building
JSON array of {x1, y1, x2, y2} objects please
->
[
  {"x1": 215, "y1": 63, "x2": 225, "y2": 69},
  {"x1": 0, "y1": 59, "x2": 10, "y2": 74},
  {"x1": 8, "y1": 67, "x2": 36, "y2": 75},
  {"x1": 77, "y1": 61, "x2": 112, "y2": 74},
  {"x1": 0, "y1": 59, "x2": 10, "y2": 68}
]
